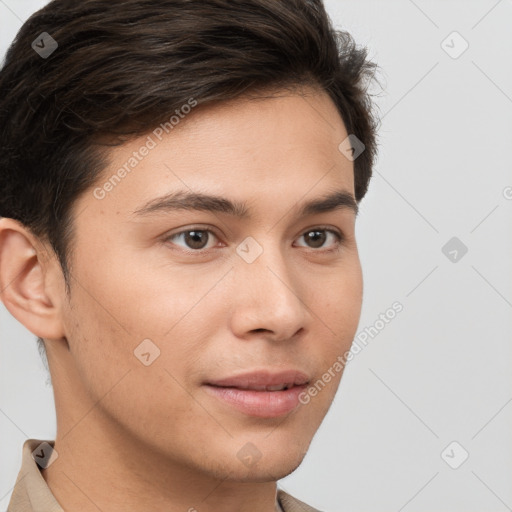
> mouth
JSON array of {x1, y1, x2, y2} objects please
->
[
  {"x1": 202, "y1": 369, "x2": 310, "y2": 418},
  {"x1": 207, "y1": 382, "x2": 298, "y2": 391}
]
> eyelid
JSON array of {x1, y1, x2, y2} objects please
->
[
  {"x1": 293, "y1": 226, "x2": 344, "y2": 251},
  {"x1": 162, "y1": 225, "x2": 223, "y2": 253},
  {"x1": 162, "y1": 225, "x2": 344, "y2": 253}
]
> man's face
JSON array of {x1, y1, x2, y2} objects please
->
[{"x1": 56, "y1": 87, "x2": 363, "y2": 482}]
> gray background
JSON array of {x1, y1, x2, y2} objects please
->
[{"x1": 1, "y1": 1, "x2": 511, "y2": 510}]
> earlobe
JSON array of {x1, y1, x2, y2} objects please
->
[{"x1": 0, "y1": 218, "x2": 66, "y2": 340}]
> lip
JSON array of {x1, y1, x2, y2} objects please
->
[
  {"x1": 203, "y1": 369, "x2": 310, "y2": 418},
  {"x1": 205, "y1": 369, "x2": 310, "y2": 389}
]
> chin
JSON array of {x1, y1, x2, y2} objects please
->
[
  {"x1": 190, "y1": 435, "x2": 310, "y2": 483},
  {"x1": 225, "y1": 454, "x2": 306, "y2": 483},
  {"x1": 232, "y1": 438, "x2": 310, "y2": 483}
]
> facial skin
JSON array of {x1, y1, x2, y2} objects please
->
[{"x1": 0, "y1": 86, "x2": 363, "y2": 512}]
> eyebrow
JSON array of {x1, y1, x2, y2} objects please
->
[{"x1": 131, "y1": 188, "x2": 358, "y2": 219}]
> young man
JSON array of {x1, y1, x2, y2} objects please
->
[{"x1": 0, "y1": 0, "x2": 379, "y2": 510}]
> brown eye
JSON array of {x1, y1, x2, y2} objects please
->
[
  {"x1": 304, "y1": 230, "x2": 327, "y2": 248},
  {"x1": 164, "y1": 226, "x2": 343, "y2": 254},
  {"x1": 296, "y1": 228, "x2": 343, "y2": 250},
  {"x1": 165, "y1": 229, "x2": 218, "y2": 251}
]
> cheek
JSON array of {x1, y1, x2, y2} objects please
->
[
  {"x1": 306, "y1": 264, "x2": 363, "y2": 404},
  {"x1": 63, "y1": 255, "x2": 223, "y2": 398},
  {"x1": 63, "y1": 288, "x2": 210, "y2": 442},
  {"x1": 100, "y1": 367, "x2": 202, "y2": 433},
  {"x1": 315, "y1": 263, "x2": 363, "y2": 337},
  {"x1": 88, "y1": 250, "x2": 229, "y2": 340}
]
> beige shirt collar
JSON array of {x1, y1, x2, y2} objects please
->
[{"x1": 8, "y1": 439, "x2": 320, "y2": 512}]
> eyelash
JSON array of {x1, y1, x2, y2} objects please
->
[{"x1": 162, "y1": 225, "x2": 344, "y2": 255}]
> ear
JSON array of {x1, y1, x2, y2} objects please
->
[{"x1": 0, "y1": 217, "x2": 66, "y2": 340}]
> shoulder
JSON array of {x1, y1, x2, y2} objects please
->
[{"x1": 277, "y1": 488, "x2": 323, "y2": 512}]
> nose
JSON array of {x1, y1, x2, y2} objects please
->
[{"x1": 228, "y1": 239, "x2": 311, "y2": 342}]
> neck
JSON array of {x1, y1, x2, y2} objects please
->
[{"x1": 42, "y1": 420, "x2": 279, "y2": 512}]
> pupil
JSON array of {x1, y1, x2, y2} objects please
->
[
  {"x1": 306, "y1": 230, "x2": 325, "y2": 248},
  {"x1": 186, "y1": 230, "x2": 207, "y2": 249}
]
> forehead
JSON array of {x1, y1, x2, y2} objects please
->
[{"x1": 80, "y1": 88, "x2": 355, "y2": 220}]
